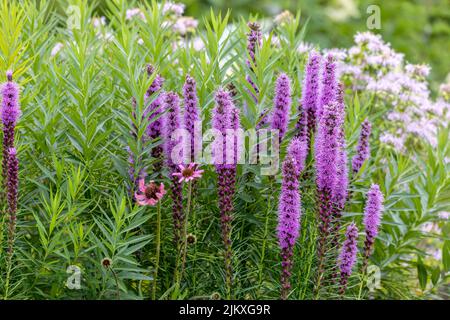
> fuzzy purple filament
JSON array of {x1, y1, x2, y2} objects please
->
[
  {"x1": 362, "y1": 184, "x2": 384, "y2": 271},
  {"x1": 1, "y1": 71, "x2": 20, "y2": 186},
  {"x1": 287, "y1": 137, "x2": 308, "y2": 176},
  {"x1": 352, "y1": 119, "x2": 372, "y2": 174},
  {"x1": 164, "y1": 92, "x2": 184, "y2": 245},
  {"x1": 300, "y1": 52, "x2": 321, "y2": 141},
  {"x1": 317, "y1": 54, "x2": 337, "y2": 120},
  {"x1": 183, "y1": 74, "x2": 200, "y2": 162},
  {"x1": 212, "y1": 89, "x2": 237, "y2": 294},
  {"x1": 6, "y1": 147, "x2": 18, "y2": 255},
  {"x1": 271, "y1": 73, "x2": 291, "y2": 143},
  {"x1": 338, "y1": 223, "x2": 358, "y2": 295},
  {"x1": 314, "y1": 101, "x2": 341, "y2": 285}
]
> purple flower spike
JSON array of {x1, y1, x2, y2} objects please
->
[
  {"x1": 362, "y1": 184, "x2": 384, "y2": 271},
  {"x1": 318, "y1": 54, "x2": 337, "y2": 120},
  {"x1": 277, "y1": 156, "x2": 302, "y2": 299},
  {"x1": 144, "y1": 65, "x2": 165, "y2": 165},
  {"x1": 314, "y1": 102, "x2": 341, "y2": 283},
  {"x1": 164, "y1": 92, "x2": 184, "y2": 245},
  {"x1": 338, "y1": 223, "x2": 358, "y2": 295},
  {"x1": 183, "y1": 74, "x2": 200, "y2": 162},
  {"x1": 1, "y1": 71, "x2": 20, "y2": 186},
  {"x1": 246, "y1": 22, "x2": 262, "y2": 69},
  {"x1": 212, "y1": 88, "x2": 238, "y2": 295},
  {"x1": 301, "y1": 52, "x2": 321, "y2": 140},
  {"x1": 352, "y1": 119, "x2": 372, "y2": 174},
  {"x1": 287, "y1": 137, "x2": 308, "y2": 176},
  {"x1": 6, "y1": 147, "x2": 18, "y2": 255},
  {"x1": 271, "y1": 73, "x2": 291, "y2": 143}
]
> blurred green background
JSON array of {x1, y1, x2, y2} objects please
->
[
  {"x1": 86, "y1": 0, "x2": 450, "y2": 88},
  {"x1": 179, "y1": 0, "x2": 450, "y2": 89}
]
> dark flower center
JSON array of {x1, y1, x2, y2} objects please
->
[
  {"x1": 145, "y1": 183, "x2": 159, "y2": 199},
  {"x1": 182, "y1": 168, "x2": 194, "y2": 178}
]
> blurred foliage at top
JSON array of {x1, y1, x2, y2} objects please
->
[{"x1": 162, "y1": 0, "x2": 450, "y2": 88}]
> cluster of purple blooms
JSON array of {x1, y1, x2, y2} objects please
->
[
  {"x1": 1, "y1": 71, "x2": 20, "y2": 256},
  {"x1": 274, "y1": 49, "x2": 385, "y2": 298},
  {"x1": 124, "y1": 24, "x2": 386, "y2": 300}
]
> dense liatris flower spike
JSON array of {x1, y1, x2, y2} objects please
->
[
  {"x1": 145, "y1": 64, "x2": 165, "y2": 170},
  {"x1": 246, "y1": 22, "x2": 262, "y2": 69},
  {"x1": 183, "y1": 75, "x2": 200, "y2": 162},
  {"x1": 1, "y1": 71, "x2": 20, "y2": 186},
  {"x1": 212, "y1": 89, "x2": 238, "y2": 298},
  {"x1": 134, "y1": 179, "x2": 166, "y2": 206},
  {"x1": 271, "y1": 73, "x2": 291, "y2": 143},
  {"x1": 277, "y1": 156, "x2": 302, "y2": 299},
  {"x1": 164, "y1": 92, "x2": 184, "y2": 244},
  {"x1": 172, "y1": 163, "x2": 204, "y2": 183},
  {"x1": 352, "y1": 119, "x2": 372, "y2": 174},
  {"x1": 338, "y1": 223, "x2": 358, "y2": 295},
  {"x1": 362, "y1": 184, "x2": 384, "y2": 271},
  {"x1": 318, "y1": 54, "x2": 337, "y2": 120},
  {"x1": 314, "y1": 101, "x2": 341, "y2": 289},
  {"x1": 300, "y1": 52, "x2": 321, "y2": 141},
  {"x1": 6, "y1": 147, "x2": 18, "y2": 255},
  {"x1": 287, "y1": 137, "x2": 308, "y2": 176}
]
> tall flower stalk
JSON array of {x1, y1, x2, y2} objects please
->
[
  {"x1": 277, "y1": 156, "x2": 302, "y2": 299},
  {"x1": 362, "y1": 184, "x2": 384, "y2": 272},
  {"x1": 212, "y1": 89, "x2": 237, "y2": 299},
  {"x1": 352, "y1": 119, "x2": 372, "y2": 174},
  {"x1": 338, "y1": 223, "x2": 358, "y2": 296},
  {"x1": 317, "y1": 54, "x2": 337, "y2": 120},
  {"x1": 6, "y1": 147, "x2": 19, "y2": 256},
  {"x1": 246, "y1": 22, "x2": 262, "y2": 103},
  {"x1": 182, "y1": 74, "x2": 200, "y2": 162},
  {"x1": 329, "y1": 84, "x2": 349, "y2": 282},
  {"x1": 164, "y1": 92, "x2": 184, "y2": 245},
  {"x1": 145, "y1": 64, "x2": 165, "y2": 173},
  {"x1": 300, "y1": 52, "x2": 321, "y2": 143},
  {"x1": 314, "y1": 101, "x2": 341, "y2": 295},
  {"x1": 271, "y1": 73, "x2": 291, "y2": 143},
  {"x1": 1, "y1": 71, "x2": 20, "y2": 192}
]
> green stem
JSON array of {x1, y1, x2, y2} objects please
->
[
  {"x1": 257, "y1": 180, "x2": 272, "y2": 295},
  {"x1": 175, "y1": 181, "x2": 192, "y2": 292},
  {"x1": 152, "y1": 202, "x2": 162, "y2": 300}
]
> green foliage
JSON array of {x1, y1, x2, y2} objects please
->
[{"x1": 0, "y1": 0, "x2": 447, "y2": 300}]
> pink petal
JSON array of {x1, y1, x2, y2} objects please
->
[{"x1": 138, "y1": 179, "x2": 146, "y2": 193}]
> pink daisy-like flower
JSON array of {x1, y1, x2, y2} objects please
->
[
  {"x1": 135, "y1": 179, "x2": 166, "y2": 206},
  {"x1": 172, "y1": 163, "x2": 204, "y2": 183}
]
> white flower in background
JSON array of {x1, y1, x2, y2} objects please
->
[
  {"x1": 297, "y1": 42, "x2": 315, "y2": 55},
  {"x1": 173, "y1": 17, "x2": 198, "y2": 35},
  {"x1": 162, "y1": 2, "x2": 185, "y2": 17},
  {"x1": 438, "y1": 211, "x2": 450, "y2": 220},
  {"x1": 92, "y1": 16, "x2": 106, "y2": 28},
  {"x1": 325, "y1": 0, "x2": 360, "y2": 22},
  {"x1": 192, "y1": 37, "x2": 205, "y2": 51},
  {"x1": 334, "y1": 31, "x2": 450, "y2": 150},
  {"x1": 137, "y1": 38, "x2": 144, "y2": 45},
  {"x1": 274, "y1": 10, "x2": 293, "y2": 25},
  {"x1": 51, "y1": 42, "x2": 64, "y2": 57},
  {"x1": 126, "y1": 8, "x2": 146, "y2": 21},
  {"x1": 405, "y1": 63, "x2": 431, "y2": 79}
]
